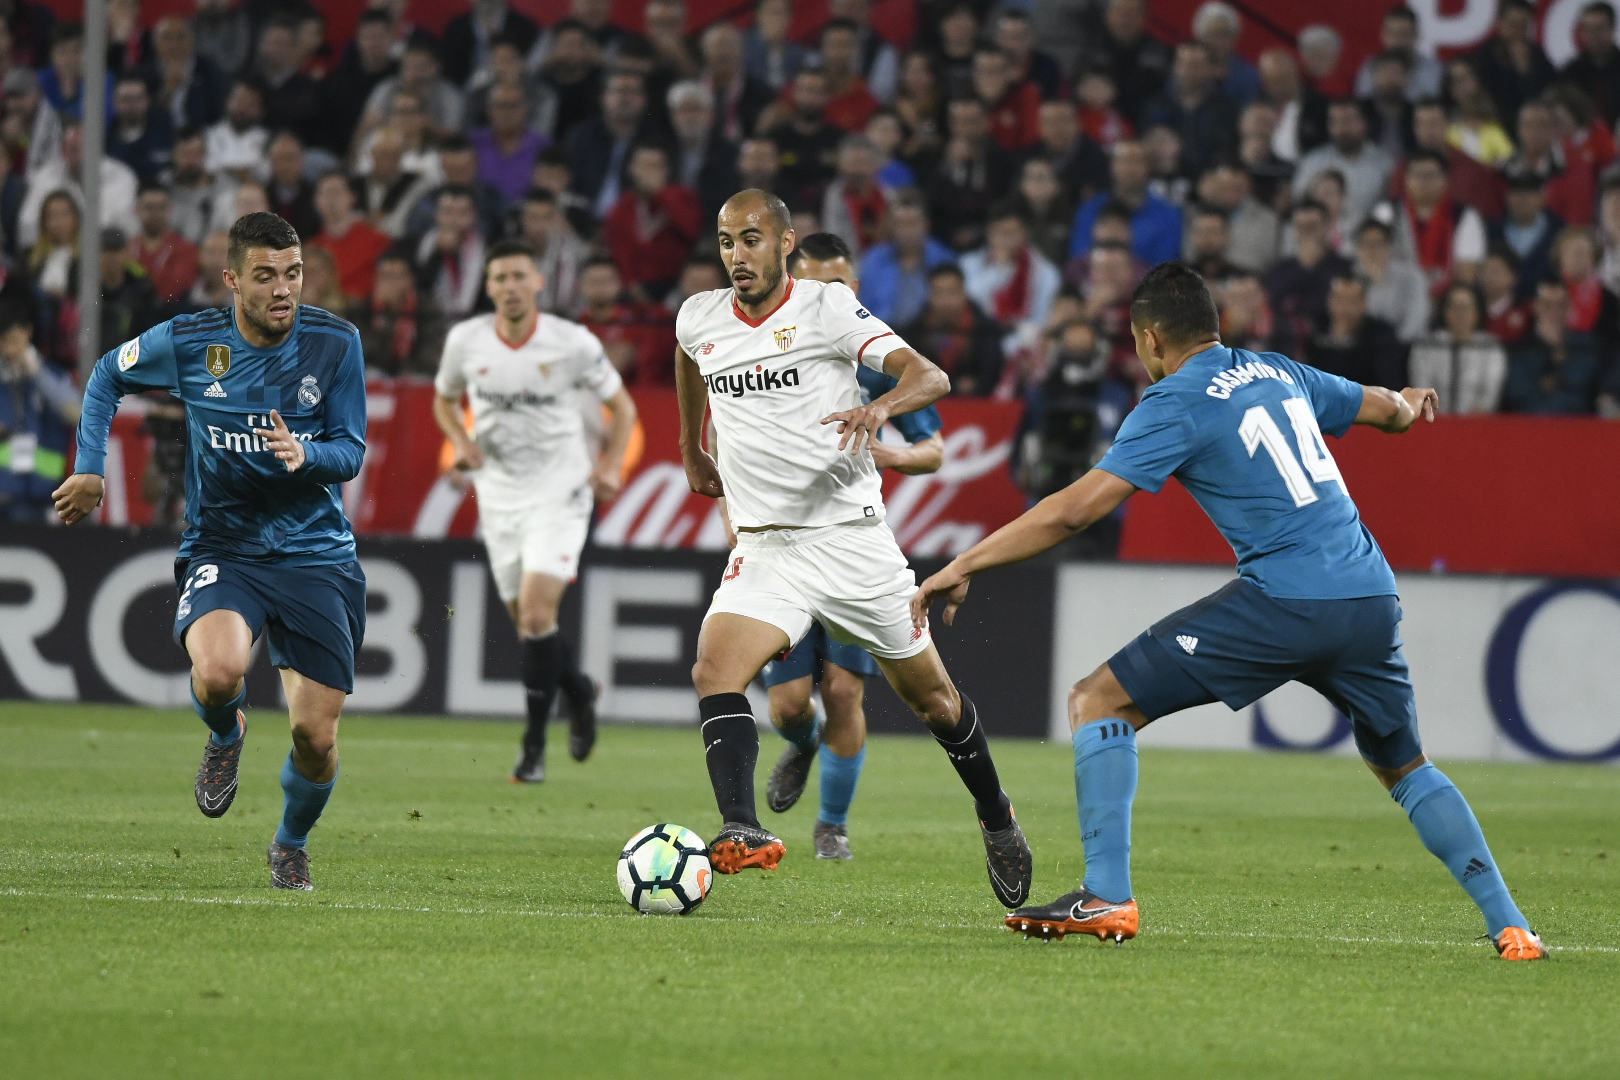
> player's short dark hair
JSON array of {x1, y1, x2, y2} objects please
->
[
  {"x1": 789, "y1": 232, "x2": 854, "y2": 271},
  {"x1": 485, "y1": 238, "x2": 538, "y2": 273},
  {"x1": 722, "y1": 188, "x2": 792, "y2": 236},
  {"x1": 227, "y1": 212, "x2": 300, "y2": 271},
  {"x1": 1130, "y1": 261, "x2": 1220, "y2": 346}
]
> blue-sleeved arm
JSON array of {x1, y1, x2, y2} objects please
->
[
  {"x1": 1095, "y1": 388, "x2": 1198, "y2": 493},
  {"x1": 891, "y1": 403, "x2": 942, "y2": 443},
  {"x1": 299, "y1": 331, "x2": 367, "y2": 484},
  {"x1": 74, "y1": 322, "x2": 180, "y2": 476},
  {"x1": 1279, "y1": 355, "x2": 1364, "y2": 437}
]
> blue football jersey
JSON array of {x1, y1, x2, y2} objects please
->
[
  {"x1": 856, "y1": 365, "x2": 943, "y2": 445},
  {"x1": 1096, "y1": 344, "x2": 1396, "y2": 600},
  {"x1": 75, "y1": 305, "x2": 367, "y2": 567}
]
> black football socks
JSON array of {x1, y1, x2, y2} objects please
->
[
  {"x1": 521, "y1": 632, "x2": 565, "y2": 754},
  {"x1": 700, "y1": 693, "x2": 760, "y2": 827},
  {"x1": 933, "y1": 693, "x2": 1014, "y2": 830}
]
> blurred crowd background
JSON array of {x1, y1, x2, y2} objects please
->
[{"x1": 3, "y1": 0, "x2": 1620, "y2": 526}]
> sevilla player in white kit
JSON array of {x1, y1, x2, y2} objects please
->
[
  {"x1": 676, "y1": 190, "x2": 1032, "y2": 906},
  {"x1": 434, "y1": 240, "x2": 638, "y2": 781}
]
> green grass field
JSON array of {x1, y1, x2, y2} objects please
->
[{"x1": 1, "y1": 703, "x2": 1615, "y2": 1079}]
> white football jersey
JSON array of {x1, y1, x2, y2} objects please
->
[
  {"x1": 676, "y1": 278, "x2": 909, "y2": 529},
  {"x1": 435, "y1": 312, "x2": 623, "y2": 510}
]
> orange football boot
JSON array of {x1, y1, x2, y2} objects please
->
[
  {"x1": 707, "y1": 822, "x2": 786, "y2": 873},
  {"x1": 1492, "y1": 927, "x2": 1547, "y2": 960},
  {"x1": 1006, "y1": 889, "x2": 1140, "y2": 944}
]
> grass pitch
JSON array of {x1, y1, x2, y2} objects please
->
[{"x1": 0, "y1": 703, "x2": 1615, "y2": 1080}]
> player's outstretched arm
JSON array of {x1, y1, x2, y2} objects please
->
[
  {"x1": 871, "y1": 431, "x2": 944, "y2": 475},
  {"x1": 822, "y1": 348, "x2": 949, "y2": 454},
  {"x1": 590, "y1": 387, "x2": 638, "y2": 502},
  {"x1": 1355, "y1": 386, "x2": 1438, "y2": 433},
  {"x1": 675, "y1": 346, "x2": 722, "y2": 498},
  {"x1": 911, "y1": 468, "x2": 1137, "y2": 628}
]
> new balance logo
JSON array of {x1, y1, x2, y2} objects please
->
[
  {"x1": 1177, "y1": 634, "x2": 1199, "y2": 655},
  {"x1": 204, "y1": 380, "x2": 227, "y2": 398},
  {"x1": 1462, "y1": 857, "x2": 1493, "y2": 882}
]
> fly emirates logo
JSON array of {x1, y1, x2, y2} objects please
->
[
  {"x1": 206, "y1": 413, "x2": 314, "y2": 454},
  {"x1": 703, "y1": 363, "x2": 801, "y2": 398}
]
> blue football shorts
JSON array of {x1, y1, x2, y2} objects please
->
[
  {"x1": 173, "y1": 556, "x2": 368, "y2": 694},
  {"x1": 761, "y1": 622, "x2": 880, "y2": 688},
  {"x1": 1108, "y1": 579, "x2": 1422, "y2": 769}
]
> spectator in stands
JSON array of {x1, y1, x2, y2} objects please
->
[
  {"x1": 106, "y1": 72, "x2": 174, "y2": 184},
  {"x1": 1365, "y1": 51, "x2": 1416, "y2": 162},
  {"x1": 736, "y1": 135, "x2": 782, "y2": 197},
  {"x1": 26, "y1": 189, "x2": 77, "y2": 301},
  {"x1": 935, "y1": 4, "x2": 979, "y2": 99},
  {"x1": 1490, "y1": 172, "x2": 1563, "y2": 301},
  {"x1": 1088, "y1": 0, "x2": 1171, "y2": 111},
  {"x1": 902, "y1": 263, "x2": 1003, "y2": 396},
  {"x1": 19, "y1": 122, "x2": 138, "y2": 249},
  {"x1": 1353, "y1": 217, "x2": 1430, "y2": 344},
  {"x1": 357, "y1": 88, "x2": 444, "y2": 186},
  {"x1": 406, "y1": 136, "x2": 503, "y2": 242},
  {"x1": 3, "y1": 67, "x2": 58, "y2": 180},
  {"x1": 357, "y1": 127, "x2": 434, "y2": 240},
  {"x1": 182, "y1": 230, "x2": 231, "y2": 313},
  {"x1": 519, "y1": 188, "x2": 587, "y2": 314},
  {"x1": 831, "y1": 0, "x2": 901, "y2": 104},
  {"x1": 1195, "y1": 162, "x2": 1279, "y2": 273},
  {"x1": 864, "y1": 110, "x2": 916, "y2": 189},
  {"x1": 1468, "y1": 0, "x2": 1554, "y2": 131},
  {"x1": 1561, "y1": 1, "x2": 1620, "y2": 126},
  {"x1": 1264, "y1": 198, "x2": 1353, "y2": 351},
  {"x1": 662, "y1": 254, "x2": 727, "y2": 315},
  {"x1": 973, "y1": 46, "x2": 1040, "y2": 154},
  {"x1": 1354, "y1": 6, "x2": 1441, "y2": 101},
  {"x1": 926, "y1": 97, "x2": 1015, "y2": 252},
  {"x1": 1258, "y1": 48, "x2": 1328, "y2": 164},
  {"x1": 1012, "y1": 157, "x2": 1073, "y2": 266},
  {"x1": 1083, "y1": 241, "x2": 1145, "y2": 389},
  {"x1": 701, "y1": 21, "x2": 773, "y2": 145},
  {"x1": 355, "y1": 248, "x2": 443, "y2": 377},
  {"x1": 160, "y1": 128, "x2": 219, "y2": 245},
  {"x1": 1552, "y1": 226, "x2": 1614, "y2": 335},
  {"x1": 643, "y1": 0, "x2": 700, "y2": 94},
  {"x1": 1034, "y1": 99, "x2": 1108, "y2": 208},
  {"x1": 300, "y1": 244, "x2": 347, "y2": 314},
  {"x1": 1600, "y1": 181, "x2": 1620, "y2": 292},
  {"x1": 264, "y1": 133, "x2": 320, "y2": 242},
  {"x1": 39, "y1": 21, "x2": 86, "y2": 120},
  {"x1": 1303, "y1": 274, "x2": 1406, "y2": 388},
  {"x1": 1215, "y1": 269, "x2": 1277, "y2": 351},
  {"x1": 893, "y1": 50, "x2": 945, "y2": 164},
  {"x1": 535, "y1": 21, "x2": 603, "y2": 147},
  {"x1": 0, "y1": 308, "x2": 78, "y2": 522},
  {"x1": 253, "y1": 16, "x2": 320, "y2": 145},
  {"x1": 1293, "y1": 99, "x2": 1394, "y2": 238},
  {"x1": 1069, "y1": 139, "x2": 1183, "y2": 266},
  {"x1": 766, "y1": 67, "x2": 844, "y2": 209},
  {"x1": 574, "y1": 256, "x2": 675, "y2": 383},
  {"x1": 193, "y1": 0, "x2": 250, "y2": 79},
  {"x1": 471, "y1": 82, "x2": 547, "y2": 204},
  {"x1": 1481, "y1": 245, "x2": 1530, "y2": 344},
  {"x1": 1409, "y1": 282, "x2": 1507, "y2": 413},
  {"x1": 220, "y1": 179, "x2": 269, "y2": 232},
  {"x1": 364, "y1": 37, "x2": 466, "y2": 143},
  {"x1": 414, "y1": 186, "x2": 487, "y2": 319},
  {"x1": 1141, "y1": 42, "x2": 1237, "y2": 179},
  {"x1": 309, "y1": 172, "x2": 392, "y2": 302},
  {"x1": 1239, "y1": 102, "x2": 1295, "y2": 212},
  {"x1": 1443, "y1": 60, "x2": 1513, "y2": 168},
  {"x1": 1298, "y1": 25, "x2": 1347, "y2": 98},
  {"x1": 150, "y1": 21, "x2": 225, "y2": 138},
  {"x1": 529, "y1": 145, "x2": 597, "y2": 240},
  {"x1": 743, "y1": 0, "x2": 805, "y2": 94},
  {"x1": 1074, "y1": 66, "x2": 1131, "y2": 150},
  {"x1": 1192, "y1": 1, "x2": 1259, "y2": 106},
  {"x1": 962, "y1": 205, "x2": 1061, "y2": 352},
  {"x1": 129, "y1": 182, "x2": 198, "y2": 307},
  {"x1": 466, "y1": 36, "x2": 556, "y2": 136},
  {"x1": 315, "y1": 10, "x2": 397, "y2": 159},
  {"x1": 204, "y1": 77, "x2": 268, "y2": 183},
  {"x1": 822, "y1": 133, "x2": 893, "y2": 256},
  {"x1": 1504, "y1": 98, "x2": 1595, "y2": 226},
  {"x1": 441, "y1": 0, "x2": 539, "y2": 88},
  {"x1": 1304, "y1": 168, "x2": 1351, "y2": 254},
  {"x1": 1506, "y1": 279, "x2": 1599, "y2": 412},
  {"x1": 1142, "y1": 124, "x2": 1191, "y2": 206},
  {"x1": 1371, "y1": 148, "x2": 1487, "y2": 291},
  {"x1": 815, "y1": 19, "x2": 881, "y2": 133},
  {"x1": 96, "y1": 227, "x2": 161, "y2": 353},
  {"x1": 1399, "y1": 98, "x2": 1504, "y2": 222},
  {"x1": 995, "y1": 8, "x2": 1061, "y2": 102},
  {"x1": 569, "y1": 70, "x2": 662, "y2": 221},
  {"x1": 858, "y1": 196, "x2": 954, "y2": 327},
  {"x1": 667, "y1": 80, "x2": 737, "y2": 222},
  {"x1": 1183, "y1": 204, "x2": 1236, "y2": 282},
  {"x1": 603, "y1": 144, "x2": 701, "y2": 301}
]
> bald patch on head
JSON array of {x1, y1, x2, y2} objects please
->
[{"x1": 720, "y1": 188, "x2": 792, "y2": 236}]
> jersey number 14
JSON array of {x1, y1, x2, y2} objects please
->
[{"x1": 1238, "y1": 400, "x2": 1348, "y2": 508}]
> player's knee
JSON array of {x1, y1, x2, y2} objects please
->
[
  {"x1": 822, "y1": 675, "x2": 862, "y2": 717},
  {"x1": 910, "y1": 686, "x2": 960, "y2": 732},
  {"x1": 517, "y1": 612, "x2": 557, "y2": 637},
  {"x1": 1068, "y1": 674, "x2": 1111, "y2": 729},
  {"x1": 292, "y1": 723, "x2": 337, "y2": 763},
  {"x1": 191, "y1": 657, "x2": 246, "y2": 703},
  {"x1": 770, "y1": 693, "x2": 815, "y2": 729},
  {"x1": 690, "y1": 653, "x2": 742, "y2": 697}
]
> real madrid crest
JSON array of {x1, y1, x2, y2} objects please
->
[
  {"x1": 205, "y1": 344, "x2": 231, "y2": 378},
  {"x1": 773, "y1": 325, "x2": 796, "y2": 352},
  {"x1": 298, "y1": 374, "x2": 322, "y2": 407}
]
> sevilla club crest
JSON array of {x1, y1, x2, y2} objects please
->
[{"x1": 773, "y1": 325, "x2": 796, "y2": 352}]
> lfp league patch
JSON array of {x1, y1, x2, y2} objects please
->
[
  {"x1": 298, "y1": 374, "x2": 322, "y2": 407},
  {"x1": 116, "y1": 338, "x2": 140, "y2": 371}
]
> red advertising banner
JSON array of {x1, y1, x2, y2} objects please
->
[{"x1": 1119, "y1": 414, "x2": 1620, "y2": 578}]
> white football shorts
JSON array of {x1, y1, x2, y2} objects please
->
[
  {"x1": 704, "y1": 521, "x2": 931, "y2": 660},
  {"x1": 479, "y1": 485, "x2": 593, "y2": 603}
]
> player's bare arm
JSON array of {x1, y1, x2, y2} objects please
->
[
  {"x1": 675, "y1": 345, "x2": 722, "y2": 498},
  {"x1": 431, "y1": 392, "x2": 484, "y2": 471},
  {"x1": 870, "y1": 431, "x2": 944, "y2": 475},
  {"x1": 821, "y1": 348, "x2": 949, "y2": 453},
  {"x1": 253, "y1": 409, "x2": 306, "y2": 472},
  {"x1": 590, "y1": 387, "x2": 638, "y2": 501},
  {"x1": 911, "y1": 468, "x2": 1138, "y2": 628},
  {"x1": 1356, "y1": 385, "x2": 1439, "y2": 433}
]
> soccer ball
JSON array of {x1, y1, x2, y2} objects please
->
[{"x1": 617, "y1": 824, "x2": 712, "y2": 915}]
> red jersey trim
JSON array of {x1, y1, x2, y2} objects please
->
[
  {"x1": 497, "y1": 313, "x2": 540, "y2": 350},
  {"x1": 857, "y1": 332, "x2": 895, "y2": 360},
  {"x1": 732, "y1": 276, "x2": 794, "y2": 328}
]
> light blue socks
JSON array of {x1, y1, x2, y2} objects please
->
[
  {"x1": 275, "y1": 751, "x2": 337, "y2": 849},
  {"x1": 1074, "y1": 718, "x2": 1139, "y2": 903},
  {"x1": 193, "y1": 683, "x2": 246, "y2": 744},
  {"x1": 817, "y1": 744, "x2": 866, "y2": 826},
  {"x1": 1391, "y1": 762, "x2": 1527, "y2": 936},
  {"x1": 777, "y1": 707, "x2": 822, "y2": 754}
]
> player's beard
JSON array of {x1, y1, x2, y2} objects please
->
[
  {"x1": 732, "y1": 258, "x2": 783, "y2": 307},
  {"x1": 243, "y1": 294, "x2": 298, "y2": 344}
]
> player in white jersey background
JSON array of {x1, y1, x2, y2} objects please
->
[
  {"x1": 433, "y1": 239, "x2": 637, "y2": 782},
  {"x1": 675, "y1": 189, "x2": 1032, "y2": 907}
]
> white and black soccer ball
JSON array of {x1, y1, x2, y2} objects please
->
[{"x1": 617, "y1": 824, "x2": 712, "y2": 915}]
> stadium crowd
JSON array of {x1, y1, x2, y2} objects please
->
[{"x1": 3, "y1": 0, "x2": 1620, "y2": 523}]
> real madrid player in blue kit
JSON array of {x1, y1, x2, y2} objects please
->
[
  {"x1": 912, "y1": 263, "x2": 1546, "y2": 960},
  {"x1": 53, "y1": 213, "x2": 367, "y2": 892}
]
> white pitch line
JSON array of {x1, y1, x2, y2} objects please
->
[{"x1": 2, "y1": 888, "x2": 1615, "y2": 954}]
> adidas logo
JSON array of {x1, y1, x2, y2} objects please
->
[
  {"x1": 1462, "y1": 857, "x2": 1492, "y2": 882},
  {"x1": 1177, "y1": 634, "x2": 1198, "y2": 655},
  {"x1": 204, "y1": 380, "x2": 227, "y2": 398}
]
